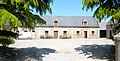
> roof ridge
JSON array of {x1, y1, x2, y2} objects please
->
[
  {"x1": 41, "y1": 16, "x2": 98, "y2": 27},
  {"x1": 42, "y1": 16, "x2": 93, "y2": 17}
]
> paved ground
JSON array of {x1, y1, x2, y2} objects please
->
[{"x1": 10, "y1": 38, "x2": 115, "y2": 61}]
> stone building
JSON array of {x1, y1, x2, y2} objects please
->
[
  {"x1": 34, "y1": 16, "x2": 100, "y2": 39},
  {"x1": 106, "y1": 20, "x2": 119, "y2": 39},
  {"x1": 106, "y1": 21, "x2": 114, "y2": 39},
  {"x1": 106, "y1": 19, "x2": 120, "y2": 39},
  {"x1": 99, "y1": 22, "x2": 107, "y2": 38}
]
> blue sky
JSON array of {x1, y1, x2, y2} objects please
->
[
  {"x1": 46, "y1": 0, "x2": 95, "y2": 16},
  {"x1": 33, "y1": 0, "x2": 110, "y2": 22}
]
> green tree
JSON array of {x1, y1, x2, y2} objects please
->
[
  {"x1": 0, "y1": 0, "x2": 53, "y2": 47},
  {"x1": 0, "y1": 0, "x2": 53, "y2": 30},
  {"x1": 0, "y1": 30, "x2": 19, "y2": 47},
  {"x1": 82, "y1": 0, "x2": 120, "y2": 34}
]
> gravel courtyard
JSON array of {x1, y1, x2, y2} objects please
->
[{"x1": 9, "y1": 38, "x2": 115, "y2": 61}]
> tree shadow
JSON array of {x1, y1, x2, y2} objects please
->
[
  {"x1": 74, "y1": 44, "x2": 115, "y2": 61},
  {"x1": 0, "y1": 46, "x2": 56, "y2": 61}
]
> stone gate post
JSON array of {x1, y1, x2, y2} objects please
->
[{"x1": 114, "y1": 33, "x2": 120, "y2": 61}]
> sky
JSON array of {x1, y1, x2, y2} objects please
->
[
  {"x1": 34, "y1": 0, "x2": 110, "y2": 22},
  {"x1": 46, "y1": 0, "x2": 95, "y2": 16}
]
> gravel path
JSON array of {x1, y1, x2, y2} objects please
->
[{"x1": 10, "y1": 38, "x2": 115, "y2": 61}]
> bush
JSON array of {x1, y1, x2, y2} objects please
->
[
  {"x1": 40, "y1": 35, "x2": 44, "y2": 39},
  {"x1": 0, "y1": 36, "x2": 15, "y2": 47},
  {"x1": 0, "y1": 30, "x2": 17, "y2": 47},
  {"x1": 40, "y1": 35, "x2": 53, "y2": 39},
  {"x1": 46, "y1": 35, "x2": 53, "y2": 39},
  {"x1": 0, "y1": 30, "x2": 19, "y2": 39},
  {"x1": 60, "y1": 35, "x2": 71, "y2": 39}
]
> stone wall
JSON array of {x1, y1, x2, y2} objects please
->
[
  {"x1": 114, "y1": 33, "x2": 120, "y2": 61},
  {"x1": 35, "y1": 27, "x2": 99, "y2": 39}
]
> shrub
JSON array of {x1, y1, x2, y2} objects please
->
[
  {"x1": 0, "y1": 36, "x2": 15, "y2": 47},
  {"x1": 0, "y1": 30, "x2": 17, "y2": 47},
  {"x1": 40, "y1": 35, "x2": 44, "y2": 39},
  {"x1": 40, "y1": 35, "x2": 53, "y2": 39},
  {"x1": 0, "y1": 30, "x2": 19, "y2": 39},
  {"x1": 46, "y1": 35, "x2": 53, "y2": 39},
  {"x1": 60, "y1": 35, "x2": 71, "y2": 39}
]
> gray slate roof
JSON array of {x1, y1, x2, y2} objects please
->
[
  {"x1": 37, "y1": 16, "x2": 99, "y2": 27},
  {"x1": 106, "y1": 20, "x2": 118, "y2": 25}
]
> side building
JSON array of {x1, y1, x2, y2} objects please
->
[
  {"x1": 35, "y1": 16, "x2": 100, "y2": 39},
  {"x1": 106, "y1": 19, "x2": 119, "y2": 39},
  {"x1": 99, "y1": 22, "x2": 107, "y2": 38}
]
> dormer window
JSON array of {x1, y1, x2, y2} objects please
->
[
  {"x1": 54, "y1": 21, "x2": 58, "y2": 23},
  {"x1": 54, "y1": 21, "x2": 58, "y2": 27},
  {"x1": 84, "y1": 21, "x2": 87, "y2": 26},
  {"x1": 82, "y1": 19, "x2": 88, "y2": 26},
  {"x1": 84, "y1": 21, "x2": 87, "y2": 24}
]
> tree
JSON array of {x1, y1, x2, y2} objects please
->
[
  {"x1": 0, "y1": 0, "x2": 53, "y2": 30},
  {"x1": 82, "y1": 0, "x2": 120, "y2": 34},
  {"x1": 0, "y1": 30, "x2": 19, "y2": 47},
  {"x1": 0, "y1": 0, "x2": 53, "y2": 47}
]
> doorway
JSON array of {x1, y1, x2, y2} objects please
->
[
  {"x1": 84, "y1": 31, "x2": 87, "y2": 38},
  {"x1": 54, "y1": 31, "x2": 58, "y2": 39}
]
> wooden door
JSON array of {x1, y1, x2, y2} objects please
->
[
  {"x1": 54, "y1": 31, "x2": 58, "y2": 39},
  {"x1": 84, "y1": 31, "x2": 87, "y2": 38}
]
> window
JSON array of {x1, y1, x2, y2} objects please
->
[
  {"x1": 54, "y1": 21, "x2": 58, "y2": 26},
  {"x1": 92, "y1": 31, "x2": 95, "y2": 35},
  {"x1": 82, "y1": 19, "x2": 88, "y2": 26},
  {"x1": 32, "y1": 30, "x2": 35, "y2": 32},
  {"x1": 54, "y1": 21, "x2": 58, "y2": 23},
  {"x1": 16, "y1": 30, "x2": 19, "y2": 33},
  {"x1": 63, "y1": 31, "x2": 67, "y2": 35},
  {"x1": 45, "y1": 31, "x2": 48, "y2": 35},
  {"x1": 84, "y1": 21, "x2": 87, "y2": 24},
  {"x1": 76, "y1": 31, "x2": 80, "y2": 35},
  {"x1": 82, "y1": 21, "x2": 87, "y2": 26},
  {"x1": 24, "y1": 30, "x2": 28, "y2": 32}
]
